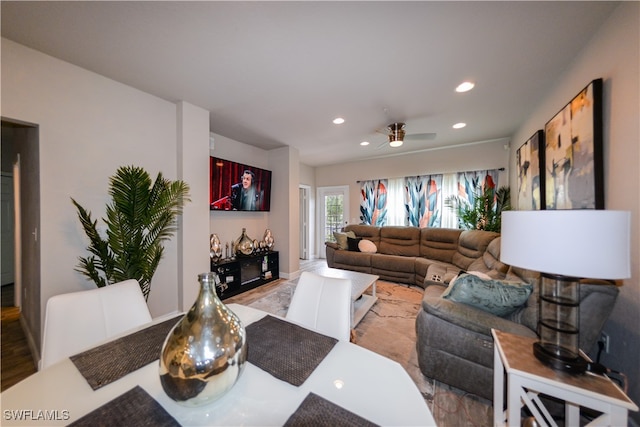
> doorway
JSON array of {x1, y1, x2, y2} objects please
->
[
  {"x1": 1, "y1": 119, "x2": 41, "y2": 361},
  {"x1": 317, "y1": 186, "x2": 349, "y2": 259},
  {"x1": 298, "y1": 186, "x2": 310, "y2": 260}
]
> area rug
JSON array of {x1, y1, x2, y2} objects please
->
[{"x1": 230, "y1": 276, "x2": 493, "y2": 426}]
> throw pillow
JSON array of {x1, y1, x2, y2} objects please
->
[
  {"x1": 442, "y1": 273, "x2": 533, "y2": 317},
  {"x1": 358, "y1": 239, "x2": 377, "y2": 253},
  {"x1": 347, "y1": 236, "x2": 362, "y2": 251},
  {"x1": 333, "y1": 231, "x2": 356, "y2": 250}
]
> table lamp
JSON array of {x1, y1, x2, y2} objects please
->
[{"x1": 500, "y1": 210, "x2": 630, "y2": 373}]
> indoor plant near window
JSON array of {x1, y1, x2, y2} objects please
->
[
  {"x1": 71, "y1": 165, "x2": 190, "y2": 300},
  {"x1": 446, "y1": 185, "x2": 510, "y2": 232}
]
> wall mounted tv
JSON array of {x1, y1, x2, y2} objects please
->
[{"x1": 210, "y1": 157, "x2": 272, "y2": 212}]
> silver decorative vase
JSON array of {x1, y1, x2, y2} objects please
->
[
  {"x1": 159, "y1": 272, "x2": 247, "y2": 407},
  {"x1": 264, "y1": 229, "x2": 274, "y2": 251},
  {"x1": 235, "y1": 227, "x2": 254, "y2": 256},
  {"x1": 210, "y1": 234, "x2": 222, "y2": 263}
]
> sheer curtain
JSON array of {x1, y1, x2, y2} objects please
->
[
  {"x1": 386, "y1": 178, "x2": 405, "y2": 226},
  {"x1": 359, "y1": 169, "x2": 501, "y2": 229},
  {"x1": 441, "y1": 173, "x2": 458, "y2": 228}
]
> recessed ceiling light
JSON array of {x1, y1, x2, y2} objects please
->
[
  {"x1": 360, "y1": 141, "x2": 370, "y2": 146},
  {"x1": 453, "y1": 122, "x2": 467, "y2": 129},
  {"x1": 333, "y1": 117, "x2": 345, "y2": 124},
  {"x1": 455, "y1": 81, "x2": 475, "y2": 93}
]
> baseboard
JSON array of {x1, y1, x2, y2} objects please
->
[{"x1": 19, "y1": 314, "x2": 40, "y2": 370}]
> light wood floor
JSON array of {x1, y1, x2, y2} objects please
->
[{"x1": 1, "y1": 284, "x2": 37, "y2": 392}]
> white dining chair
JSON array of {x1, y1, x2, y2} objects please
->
[
  {"x1": 40, "y1": 279, "x2": 152, "y2": 370},
  {"x1": 286, "y1": 271, "x2": 352, "y2": 341}
]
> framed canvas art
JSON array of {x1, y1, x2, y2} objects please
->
[
  {"x1": 544, "y1": 78, "x2": 603, "y2": 210},
  {"x1": 516, "y1": 130, "x2": 544, "y2": 210}
]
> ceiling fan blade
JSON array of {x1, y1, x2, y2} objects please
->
[
  {"x1": 375, "y1": 140, "x2": 389, "y2": 150},
  {"x1": 405, "y1": 132, "x2": 437, "y2": 141}
]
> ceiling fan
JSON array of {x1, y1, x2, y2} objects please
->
[{"x1": 375, "y1": 123, "x2": 436, "y2": 149}]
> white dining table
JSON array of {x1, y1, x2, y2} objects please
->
[{"x1": 1, "y1": 303, "x2": 436, "y2": 426}]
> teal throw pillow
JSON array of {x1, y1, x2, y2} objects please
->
[{"x1": 443, "y1": 273, "x2": 533, "y2": 317}]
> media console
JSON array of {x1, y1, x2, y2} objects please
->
[{"x1": 211, "y1": 251, "x2": 279, "y2": 299}]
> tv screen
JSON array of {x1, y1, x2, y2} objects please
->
[{"x1": 210, "y1": 157, "x2": 272, "y2": 212}]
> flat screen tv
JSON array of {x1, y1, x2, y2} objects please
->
[{"x1": 210, "y1": 157, "x2": 272, "y2": 212}]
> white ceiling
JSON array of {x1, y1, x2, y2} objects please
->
[{"x1": 1, "y1": 1, "x2": 619, "y2": 167}]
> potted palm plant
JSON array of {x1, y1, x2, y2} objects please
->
[
  {"x1": 445, "y1": 185, "x2": 510, "y2": 233},
  {"x1": 72, "y1": 165, "x2": 190, "y2": 300}
]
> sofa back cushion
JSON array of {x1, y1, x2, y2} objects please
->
[
  {"x1": 378, "y1": 226, "x2": 420, "y2": 256},
  {"x1": 452, "y1": 230, "x2": 500, "y2": 270},
  {"x1": 419, "y1": 228, "x2": 462, "y2": 263},
  {"x1": 467, "y1": 237, "x2": 509, "y2": 276},
  {"x1": 344, "y1": 224, "x2": 381, "y2": 247}
]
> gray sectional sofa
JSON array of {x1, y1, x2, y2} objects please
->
[{"x1": 325, "y1": 224, "x2": 619, "y2": 401}]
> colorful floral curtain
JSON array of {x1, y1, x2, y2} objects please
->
[
  {"x1": 359, "y1": 179, "x2": 388, "y2": 226},
  {"x1": 404, "y1": 175, "x2": 443, "y2": 228},
  {"x1": 456, "y1": 170, "x2": 500, "y2": 207}
]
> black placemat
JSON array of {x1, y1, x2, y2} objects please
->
[
  {"x1": 70, "y1": 315, "x2": 182, "y2": 390},
  {"x1": 68, "y1": 385, "x2": 181, "y2": 427},
  {"x1": 284, "y1": 392, "x2": 379, "y2": 427},
  {"x1": 246, "y1": 315, "x2": 337, "y2": 386}
]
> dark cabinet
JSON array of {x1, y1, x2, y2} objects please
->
[{"x1": 211, "y1": 251, "x2": 279, "y2": 299}]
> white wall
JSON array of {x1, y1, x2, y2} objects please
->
[
  {"x1": 315, "y1": 138, "x2": 510, "y2": 226},
  {"x1": 176, "y1": 102, "x2": 211, "y2": 311},
  {"x1": 269, "y1": 146, "x2": 300, "y2": 278},
  {"x1": 208, "y1": 133, "x2": 271, "y2": 260},
  {"x1": 300, "y1": 163, "x2": 316, "y2": 259},
  {"x1": 1, "y1": 39, "x2": 209, "y2": 340},
  {"x1": 509, "y1": 2, "x2": 640, "y2": 415}
]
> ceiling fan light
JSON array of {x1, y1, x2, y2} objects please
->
[{"x1": 388, "y1": 123, "x2": 405, "y2": 147}]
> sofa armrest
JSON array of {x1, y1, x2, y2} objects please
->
[
  {"x1": 325, "y1": 241, "x2": 339, "y2": 250},
  {"x1": 325, "y1": 242, "x2": 338, "y2": 268},
  {"x1": 421, "y1": 285, "x2": 537, "y2": 338}
]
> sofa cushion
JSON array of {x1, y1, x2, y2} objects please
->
[
  {"x1": 333, "y1": 249, "x2": 372, "y2": 267},
  {"x1": 358, "y1": 239, "x2": 377, "y2": 253},
  {"x1": 419, "y1": 228, "x2": 462, "y2": 263},
  {"x1": 334, "y1": 230, "x2": 356, "y2": 250},
  {"x1": 467, "y1": 237, "x2": 509, "y2": 276},
  {"x1": 344, "y1": 224, "x2": 381, "y2": 247},
  {"x1": 371, "y1": 253, "x2": 416, "y2": 273},
  {"x1": 378, "y1": 226, "x2": 420, "y2": 256},
  {"x1": 422, "y1": 284, "x2": 538, "y2": 337},
  {"x1": 347, "y1": 236, "x2": 362, "y2": 251},
  {"x1": 443, "y1": 273, "x2": 533, "y2": 317},
  {"x1": 451, "y1": 230, "x2": 500, "y2": 269}
]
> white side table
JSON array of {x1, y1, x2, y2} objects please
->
[{"x1": 492, "y1": 329, "x2": 638, "y2": 427}]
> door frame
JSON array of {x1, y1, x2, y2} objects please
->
[
  {"x1": 316, "y1": 185, "x2": 349, "y2": 259},
  {"x1": 298, "y1": 185, "x2": 310, "y2": 260}
]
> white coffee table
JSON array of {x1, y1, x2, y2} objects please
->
[{"x1": 313, "y1": 267, "x2": 379, "y2": 327}]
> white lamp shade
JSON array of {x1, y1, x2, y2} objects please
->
[{"x1": 500, "y1": 210, "x2": 631, "y2": 279}]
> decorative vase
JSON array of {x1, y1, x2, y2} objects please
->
[
  {"x1": 264, "y1": 229, "x2": 274, "y2": 251},
  {"x1": 159, "y1": 272, "x2": 247, "y2": 407},
  {"x1": 210, "y1": 234, "x2": 222, "y2": 263},
  {"x1": 235, "y1": 228, "x2": 254, "y2": 256}
]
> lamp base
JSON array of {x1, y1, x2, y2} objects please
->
[{"x1": 533, "y1": 342, "x2": 587, "y2": 374}]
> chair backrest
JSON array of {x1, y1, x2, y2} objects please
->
[
  {"x1": 40, "y1": 279, "x2": 152, "y2": 370},
  {"x1": 286, "y1": 271, "x2": 352, "y2": 341}
]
